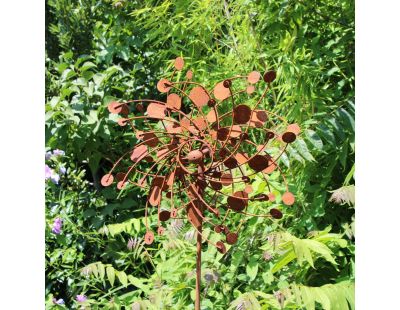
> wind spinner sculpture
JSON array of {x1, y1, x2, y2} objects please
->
[{"x1": 101, "y1": 57, "x2": 299, "y2": 309}]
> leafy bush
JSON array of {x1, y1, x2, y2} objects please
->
[{"x1": 45, "y1": 0, "x2": 354, "y2": 308}]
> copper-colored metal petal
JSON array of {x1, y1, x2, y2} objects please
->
[
  {"x1": 217, "y1": 127, "x2": 229, "y2": 141},
  {"x1": 101, "y1": 174, "x2": 114, "y2": 187},
  {"x1": 138, "y1": 176, "x2": 147, "y2": 188},
  {"x1": 171, "y1": 208, "x2": 178, "y2": 218},
  {"x1": 214, "y1": 225, "x2": 223, "y2": 233},
  {"x1": 187, "y1": 202, "x2": 202, "y2": 229},
  {"x1": 214, "y1": 81, "x2": 231, "y2": 101},
  {"x1": 144, "y1": 231, "x2": 154, "y2": 245},
  {"x1": 157, "y1": 78, "x2": 172, "y2": 93},
  {"x1": 220, "y1": 173, "x2": 233, "y2": 186},
  {"x1": 120, "y1": 104, "x2": 129, "y2": 115},
  {"x1": 235, "y1": 152, "x2": 249, "y2": 164},
  {"x1": 131, "y1": 145, "x2": 148, "y2": 162},
  {"x1": 117, "y1": 181, "x2": 127, "y2": 190},
  {"x1": 147, "y1": 102, "x2": 166, "y2": 118},
  {"x1": 157, "y1": 227, "x2": 165, "y2": 235},
  {"x1": 246, "y1": 85, "x2": 255, "y2": 94},
  {"x1": 227, "y1": 191, "x2": 248, "y2": 212},
  {"x1": 268, "y1": 193, "x2": 276, "y2": 202},
  {"x1": 287, "y1": 123, "x2": 301, "y2": 135},
  {"x1": 193, "y1": 117, "x2": 207, "y2": 130},
  {"x1": 118, "y1": 118, "x2": 128, "y2": 126},
  {"x1": 174, "y1": 57, "x2": 184, "y2": 70},
  {"x1": 263, "y1": 70, "x2": 276, "y2": 83},
  {"x1": 244, "y1": 185, "x2": 253, "y2": 193},
  {"x1": 282, "y1": 192, "x2": 295, "y2": 206},
  {"x1": 247, "y1": 71, "x2": 261, "y2": 84},
  {"x1": 249, "y1": 110, "x2": 267, "y2": 127},
  {"x1": 206, "y1": 109, "x2": 217, "y2": 123},
  {"x1": 159, "y1": 210, "x2": 171, "y2": 222},
  {"x1": 270, "y1": 208, "x2": 283, "y2": 219},
  {"x1": 282, "y1": 132, "x2": 297, "y2": 143},
  {"x1": 230, "y1": 125, "x2": 242, "y2": 138},
  {"x1": 248, "y1": 155, "x2": 270, "y2": 172},
  {"x1": 149, "y1": 186, "x2": 162, "y2": 207},
  {"x1": 210, "y1": 180, "x2": 222, "y2": 190},
  {"x1": 142, "y1": 132, "x2": 159, "y2": 147},
  {"x1": 216, "y1": 241, "x2": 226, "y2": 254},
  {"x1": 108, "y1": 101, "x2": 122, "y2": 114},
  {"x1": 226, "y1": 232, "x2": 238, "y2": 245},
  {"x1": 224, "y1": 156, "x2": 238, "y2": 169},
  {"x1": 166, "y1": 93, "x2": 182, "y2": 110},
  {"x1": 233, "y1": 105, "x2": 252, "y2": 124},
  {"x1": 189, "y1": 86, "x2": 209, "y2": 108},
  {"x1": 115, "y1": 172, "x2": 126, "y2": 181},
  {"x1": 263, "y1": 161, "x2": 277, "y2": 174}
]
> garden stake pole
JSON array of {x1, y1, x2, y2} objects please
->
[
  {"x1": 101, "y1": 56, "x2": 299, "y2": 309},
  {"x1": 195, "y1": 222, "x2": 202, "y2": 310},
  {"x1": 195, "y1": 161, "x2": 205, "y2": 310}
]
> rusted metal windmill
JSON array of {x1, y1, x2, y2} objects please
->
[{"x1": 101, "y1": 57, "x2": 299, "y2": 309}]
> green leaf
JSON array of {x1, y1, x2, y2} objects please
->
[
  {"x1": 106, "y1": 266, "x2": 115, "y2": 287},
  {"x1": 117, "y1": 271, "x2": 128, "y2": 287},
  {"x1": 305, "y1": 129, "x2": 324, "y2": 151},
  {"x1": 246, "y1": 258, "x2": 259, "y2": 281}
]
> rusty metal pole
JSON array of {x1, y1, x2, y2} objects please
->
[
  {"x1": 195, "y1": 222, "x2": 202, "y2": 310},
  {"x1": 195, "y1": 161, "x2": 205, "y2": 310}
]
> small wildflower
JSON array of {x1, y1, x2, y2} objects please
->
[
  {"x1": 76, "y1": 295, "x2": 87, "y2": 302},
  {"x1": 53, "y1": 149, "x2": 65, "y2": 156},
  {"x1": 50, "y1": 172, "x2": 60, "y2": 184},
  {"x1": 45, "y1": 151, "x2": 53, "y2": 160},
  {"x1": 45, "y1": 165, "x2": 52, "y2": 180},
  {"x1": 274, "y1": 291, "x2": 285, "y2": 307},
  {"x1": 52, "y1": 217, "x2": 62, "y2": 234},
  {"x1": 263, "y1": 251, "x2": 273, "y2": 261},
  {"x1": 127, "y1": 237, "x2": 138, "y2": 250},
  {"x1": 52, "y1": 298, "x2": 65, "y2": 305},
  {"x1": 184, "y1": 229, "x2": 195, "y2": 241},
  {"x1": 59, "y1": 166, "x2": 67, "y2": 175}
]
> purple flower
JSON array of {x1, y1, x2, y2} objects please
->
[
  {"x1": 50, "y1": 172, "x2": 60, "y2": 184},
  {"x1": 52, "y1": 298, "x2": 65, "y2": 305},
  {"x1": 52, "y1": 217, "x2": 62, "y2": 234},
  {"x1": 45, "y1": 165, "x2": 52, "y2": 180},
  {"x1": 53, "y1": 149, "x2": 65, "y2": 156},
  {"x1": 45, "y1": 151, "x2": 53, "y2": 160},
  {"x1": 76, "y1": 295, "x2": 87, "y2": 302},
  {"x1": 59, "y1": 166, "x2": 67, "y2": 175}
]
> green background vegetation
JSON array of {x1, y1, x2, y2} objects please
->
[{"x1": 45, "y1": 0, "x2": 355, "y2": 309}]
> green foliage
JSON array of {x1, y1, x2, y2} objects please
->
[{"x1": 45, "y1": 0, "x2": 354, "y2": 308}]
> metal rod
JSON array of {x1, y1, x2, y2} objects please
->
[{"x1": 195, "y1": 223, "x2": 202, "y2": 310}]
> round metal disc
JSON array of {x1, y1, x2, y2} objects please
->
[
  {"x1": 282, "y1": 192, "x2": 295, "y2": 206},
  {"x1": 282, "y1": 132, "x2": 297, "y2": 143},
  {"x1": 247, "y1": 71, "x2": 261, "y2": 84},
  {"x1": 174, "y1": 57, "x2": 184, "y2": 70},
  {"x1": 226, "y1": 232, "x2": 238, "y2": 245},
  {"x1": 263, "y1": 71, "x2": 276, "y2": 83},
  {"x1": 270, "y1": 208, "x2": 283, "y2": 219},
  {"x1": 144, "y1": 231, "x2": 154, "y2": 245},
  {"x1": 166, "y1": 93, "x2": 182, "y2": 110},
  {"x1": 233, "y1": 105, "x2": 252, "y2": 124},
  {"x1": 214, "y1": 81, "x2": 231, "y2": 101},
  {"x1": 189, "y1": 86, "x2": 209, "y2": 107},
  {"x1": 101, "y1": 174, "x2": 114, "y2": 187},
  {"x1": 157, "y1": 78, "x2": 172, "y2": 93},
  {"x1": 248, "y1": 155, "x2": 270, "y2": 172},
  {"x1": 159, "y1": 210, "x2": 171, "y2": 222}
]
